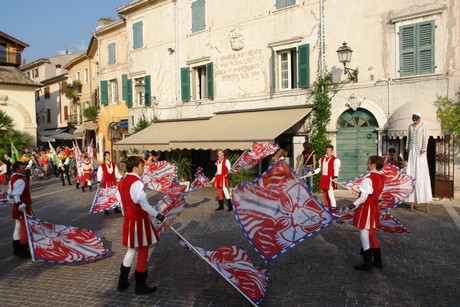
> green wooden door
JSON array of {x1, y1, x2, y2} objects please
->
[{"x1": 336, "y1": 108, "x2": 378, "y2": 181}]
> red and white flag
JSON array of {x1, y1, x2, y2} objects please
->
[
  {"x1": 143, "y1": 160, "x2": 177, "y2": 194},
  {"x1": 25, "y1": 214, "x2": 109, "y2": 263},
  {"x1": 152, "y1": 181, "x2": 188, "y2": 237},
  {"x1": 342, "y1": 163, "x2": 415, "y2": 210},
  {"x1": 89, "y1": 186, "x2": 121, "y2": 214},
  {"x1": 333, "y1": 208, "x2": 409, "y2": 233},
  {"x1": 230, "y1": 142, "x2": 280, "y2": 173},
  {"x1": 187, "y1": 167, "x2": 210, "y2": 193},
  {"x1": 175, "y1": 229, "x2": 269, "y2": 306},
  {"x1": 232, "y1": 161, "x2": 338, "y2": 262}
]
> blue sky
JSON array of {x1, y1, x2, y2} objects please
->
[{"x1": 2, "y1": 0, "x2": 129, "y2": 63}]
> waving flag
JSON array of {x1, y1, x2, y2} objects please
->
[
  {"x1": 143, "y1": 160, "x2": 177, "y2": 194},
  {"x1": 187, "y1": 167, "x2": 210, "y2": 193},
  {"x1": 24, "y1": 214, "x2": 109, "y2": 263},
  {"x1": 48, "y1": 141, "x2": 63, "y2": 168},
  {"x1": 0, "y1": 197, "x2": 13, "y2": 208},
  {"x1": 333, "y1": 208, "x2": 409, "y2": 233},
  {"x1": 152, "y1": 181, "x2": 187, "y2": 237},
  {"x1": 232, "y1": 161, "x2": 338, "y2": 262},
  {"x1": 89, "y1": 186, "x2": 121, "y2": 214},
  {"x1": 72, "y1": 141, "x2": 83, "y2": 183},
  {"x1": 341, "y1": 164, "x2": 415, "y2": 210},
  {"x1": 230, "y1": 142, "x2": 280, "y2": 173},
  {"x1": 10, "y1": 139, "x2": 20, "y2": 163},
  {"x1": 173, "y1": 228, "x2": 269, "y2": 306}
]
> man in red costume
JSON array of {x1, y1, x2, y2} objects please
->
[
  {"x1": 97, "y1": 151, "x2": 123, "y2": 215},
  {"x1": 117, "y1": 156, "x2": 169, "y2": 294},
  {"x1": 214, "y1": 149, "x2": 232, "y2": 212},
  {"x1": 9, "y1": 162, "x2": 33, "y2": 259},
  {"x1": 343, "y1": 155, "x2": 385, "y2": 271},
  {"x1": 81, "y1": 155, "x2": 93, "y2": 192},
  {"x1": 306, "y1": 144, "x2": 341, "y2": 207}
]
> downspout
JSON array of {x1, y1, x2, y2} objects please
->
[
  {"x1": 174, "y1": 0, "x2": 180, "y2": 106},
  {"x1": 91, "y1": 31, "x2": 101, "y2": 158},
  {"x1": 319, "y1": 0, "x2": 324, "y2": 77}
]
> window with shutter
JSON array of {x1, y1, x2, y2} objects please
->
[
  {"x1": 108, "y1": 41, "x2": 116, "y2": 65},
  {"x1": 122, "y1": 74, "x2": 128, "y2": 101},
  {"x1": 144, "y1": 75, "x2": 151, "y2": 106},
  {"x1": 181, "y1": 67, "x2": 191, "y2": 102},
  {"x1": 399, "y1": 21, "x2": 434, "y2": 77},
  {"x1": 133, "y1": 21, "x2": 143, "y2": 49},
  {"x1": 191, "y1": 0, "x2": 205, "y2": 32},
  {"x1": 127, "y1": 79, "x2": 133, "y2": 109},
  {"x1": 100, "y1": 80, "x2": 108, "y2": 105},
  {"x1": 276, "y1": 0, "x2": 296, "y2": 10},
  {"x1": 206, "y1": 62, "x2": 214, "y2": 99},
  {"x1": 298, "y1": 44, "x2": 310, "y2": 88}
]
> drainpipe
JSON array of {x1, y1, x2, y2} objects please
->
[
  {"x1": 319, "y1": 0, "x2": 324, "y2": 78},
  {"x1": 91, "y1": 31, "x2": 101, "y2": 159},
  {"x1": 174, "y1": 0, "x2": 180, "y2": 106}
]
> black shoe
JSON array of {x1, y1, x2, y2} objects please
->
[
  {"x1": 114, "y1": 207, "x2": 122, "y2": 214},
  {"x1": 215, "y1": 200, "x2": 224, "y2": 211},
  {"x1": 215, "y1": 207, "x2": 224, "y2": 211},
  {"x1": 13, "y1": 240, "x2": 20, "y2": 257},
  {"x1": 371, "y1": 248, "x2": 383, "y2": 269},
  {"x1": 19, "y1": 243, "x2": 31, "y2": 259},
  {"x1": 76, "y1": 183, "x2": 80, "y2": 189},
  {"x1": 354, "y1": 249, "x2": 373, "y2": 271},
  {"x1": 118, "y1": 264, "x2": 131, "y2": 291},
  {"x1": 105, "y1": 210, "x2": 109, "y2": 215},
  {"x1": 134, "y1": 271, "x2": 157, "y2": 295}
]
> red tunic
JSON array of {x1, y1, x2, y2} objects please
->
[
  {"x1": 353, "y1": 172, "x2": 385, "y2": 230},
  {"x1": 318, "y1": 155, "x2": 337, "y2": 190},
  {"x1": 214, "y1": 158, "x2": 229, "y2": 188},
  {"x1": 100, "y1": 162, "x2": 118, "y2": 188},
  {"x1": 119, "y1": 174, "x2": 159, "y2": 248},
  {"x1": 10, "y1": 173, "x2": 33, "y2": 219},
  {"x1": 81, "y1": 161, "x2": 92, "y2": 186}
]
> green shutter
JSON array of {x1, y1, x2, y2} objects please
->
[
  {"x1": 108, "y1": 42, "x2": 116, "y2": 65},
  {"x1": 206, "y1": 62, "x2": 214, "y2": 99},
  {"x1": 181, "y1": 67, "x2": 190, "y2": 102},
  {"x1": 122, "y1": 74, "x2": 128, "y2": 101},
  {"x1": 270, "y1": 48, "x2": 275, "y2": 93},
  {"x1": 418, "y1": 21, "x2": 434, "y2": 74},
  {"x1": 127, "y1": 79, "x2": 133, "y2": 108},
  {"x1": 144, "y1": 75, "x2": 151, "y2": 106},
  {"x1": 298, "y1": 44, "x2": 310, "y2": 88},
  {"x1": 400, "y1": 25, "x2": 416, "y2": 76},
  {"x1": 276, "y1": 0, "x2": 295, "y2": 9},
  {"x1": 133, "y1": 21, "x2": 143, "y2": 49},
  {"x1": 192, "y1": 0, "x2": 205, "y2": 32},
  {"x1": 100, "y1": 80, "x2": 108, "y2": 105}
]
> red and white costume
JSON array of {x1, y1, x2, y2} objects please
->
[
  {"x1": 81, "y1": 160, "x2": 93, "y2": 187},
  {"x1": 313, "y1": 154, "x2": 341, "y2": 207},
  {"x1": 119, "y1": 173, "x2": 160, "y2": 248},
  {"x1": 97, "y1": 161, "x2": 122, "y2": 188},
  {"x1": 214, "y1": 157, "x2": 231, "y2": 188},
  {"x1": 9, "y1": 173, "x2": 33, "y2": 244},
  {"x1": 0, "y1": 162, "x2": 7, "y2": 184},
  {"x1": 352, "y1": 170, "x2": 384, "y2": 249}
]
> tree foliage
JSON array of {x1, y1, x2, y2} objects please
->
[
  {"x1": 133, "y1": 114, "x2": 155, "y2": 134},
  {"x1": 435, "y1": 95, "x2": 460, "y2": 141},
  {"x1": 0, "y1": 110, "x2": 34, "y2": 158}
]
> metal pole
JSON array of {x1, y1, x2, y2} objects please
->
[{"x1": 319, "y1": 0, "x2": 324, "y2": 77}]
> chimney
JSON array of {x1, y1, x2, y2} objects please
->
[
  {"x1": 98, "y1": 17, "x2": 113, "y2": 26},
  {"x1": 56, "y1": 64, "x2": 62, "y2": 75},
  {"x1": 22, "y1": 58, "x2": 27, "y2": 66}
]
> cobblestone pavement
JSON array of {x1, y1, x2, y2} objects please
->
[{"x1": 1, "y1": 178, "x2": 459, "y2": 306}]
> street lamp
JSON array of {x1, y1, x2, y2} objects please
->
[
  {"x1": 336, "y1": 42, "x2": 358, "y2": 82},
  {"x1": 134, "y1": 79, "x2": 145, "y2": 105}
]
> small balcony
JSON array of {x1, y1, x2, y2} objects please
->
[
  {"x1": 0, "y1": 50, "x2": 21, "y2": 67},
  {"x1": 68, "y1": 113, "x2": 82, "y2": 125}
]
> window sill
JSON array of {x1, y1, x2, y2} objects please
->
[{"x1": 393, "y1": 72, "x2": 442, "y2": 81}]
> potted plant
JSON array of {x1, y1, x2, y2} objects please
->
[{"x1": 168, "y1": 153, "x2": 193, "y2": 188}]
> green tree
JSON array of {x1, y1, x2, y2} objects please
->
[
  {"x1": 133, "y1": 114, "x2": 155, "y2": 133},
  {"x1": 435, "y1": 95, "x2": 460, "y2": 141},
  {"x1": 0, "y1": 110, "x2": 34, "y2": 158}
]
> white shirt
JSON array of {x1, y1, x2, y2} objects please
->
[{"x1": 126, "y1": 173, "x2": 159, "y2": 217}]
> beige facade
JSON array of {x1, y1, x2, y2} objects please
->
[{"x1": 89, "y1": 19, "x2": 129, "y2": 161}]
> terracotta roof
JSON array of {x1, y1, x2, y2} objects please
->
[{"x1": 0, "y1": 66, "x2": 41, "y2": 87}]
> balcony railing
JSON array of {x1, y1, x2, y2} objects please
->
[
  {"x1": 68, "y1": 113, "x2": 82, "y2": 125},
  {"x1": 0, "y1": 50, "x2": 21, "y2": 67}
]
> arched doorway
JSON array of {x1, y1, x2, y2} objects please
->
[{"x1": 336, "y1": 108, "x2": 379, "y2": 181}]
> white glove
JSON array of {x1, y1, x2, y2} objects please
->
[{"x1": 18, "y1": 203, "x2": 26, "y2": 212}]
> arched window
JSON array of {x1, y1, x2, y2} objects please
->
[{"x1": 337, "y1": 108, "x2": 378, "y2": 128}]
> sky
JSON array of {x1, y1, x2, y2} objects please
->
[{"x1": 2, "y1": 0, "x2": 129, "y2": 64}]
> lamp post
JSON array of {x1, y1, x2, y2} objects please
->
[{"x1": 336, "y1": 42, "x2": 358, "y2": 82}]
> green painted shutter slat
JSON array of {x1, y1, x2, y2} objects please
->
[
  {"x1": 206, "y1": 62, "x2": 214, "y2": 99},
  {"x1": 144, "y1": 75, "x2": 151, "y2": 106},
  {"x1": 400, "y1": 25, "x2": 416, "y2": 76},
  {"x1": 418, "y1": 21, "x2": 434, "y2": 74},
  {"x1": 122, "y1": 74, "x2": 128, "y2": 101},
  {"x1": 181, "y1": 67, "x2": 190, "y2": 102},
  {"x1": 108, "y1": 42, "x2": 116, "y2": 65},
  {"x1": 133, "y1": 21, "x2": 143, "y2": 49},
  {"x1": 192, "y1": 0, "x2": 205, "y2": 32},
  {"x1": 276, "y1": 0, "x2": 295, "y2": 9},
  {"x1": 298, "y1": 44, "x2": 310, "y2": 88},
  {"x1": 127, "y1": 79, "x2": 133, "y2": 108},
  {"x1": 100, "y1": 80, "x2": 108, "y2": 105}
]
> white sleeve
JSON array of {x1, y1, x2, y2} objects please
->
[
  {"x1": 115, "y1": 165, "x2": 123, "y2": 180},
  {"x1": 334, "y1": 159, "x2": 341, "y2": 177},
  {"x1": 353, "y1": 177, "x2": 373, "y2": 208},
  {"x1": 225, "y1": 159, "x2": 232, "y2": 172},
  {"x1": 11, "y1": 179, "x2": 26, "y2": 203},
  {"x1": 130, "y1": 180, "x2": 159, "y2": 217},
  {"x1": 97, "y1": 166, "x2": 103, "y2": 183}
]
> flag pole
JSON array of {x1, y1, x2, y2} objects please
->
[
  {"x1": 170, "y1": 227, "x2": 258, "y2": 307},
  {"x1": 336, "y1": 181, "x2": 359, "y2": 195}
]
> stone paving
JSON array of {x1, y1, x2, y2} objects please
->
[{"x1": 0, "y1": 178, "x2": 459, "y2": 306}]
